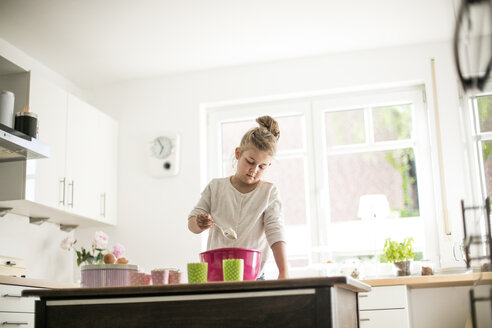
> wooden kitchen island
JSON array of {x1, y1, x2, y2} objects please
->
[{"x1": 22, "y1": 276, "x2": 370, "y2": 328}]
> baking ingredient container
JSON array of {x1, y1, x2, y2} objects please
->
[
  {"x1": 80, "y1": 263, "x2": 138, "y2": 287},
  {"x1": 200, "y1": 247, "x2": 261, "y2": 281},
  {"x1": 15, "y1": 111, "x2": 38, "y2": 138}
]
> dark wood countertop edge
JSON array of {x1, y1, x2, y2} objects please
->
[
  {"x1": 0, "y1": 275, "x2": 79, "y2": 289},
  {"x1": 22, "y1": 276, "x2": 370, "y2": 299}
]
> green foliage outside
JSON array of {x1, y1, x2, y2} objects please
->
[
  {"x1": 385, "y1": 149, "x2": 419, "y2": 217},
  {"x1": 477, "y1": 96, "x2": 492, "y2": 162},
  {"x1": 378, "y1": 105, "x2": 419, "y2": 217},
  {"x1": 382, "y1": 237, "x2": 415, "y2": 263},
  {"x1": 374, "y1": 105, "x2": 412, "y2": 141}
]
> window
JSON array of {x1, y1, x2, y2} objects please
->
[
  {"x1": 206, "y1": 86, "x2": 437, "y2": 277},
  {"x1": 469, "y1": 93, "x2": 492, "y2": 199}
]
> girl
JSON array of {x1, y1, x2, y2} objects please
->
[{"x1": 188, "y1": 115, "x2": 288, "y2": 279}]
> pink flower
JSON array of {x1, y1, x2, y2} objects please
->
[
  {"x1": 112, "y1": 243, "x2": 126, "y2": 259},
  {"x1": 60, "y1": 236, "x2": 75, "y2": 251},
  {"x1": 92, "y1": 231, "x2": 109, "y2": 249}
]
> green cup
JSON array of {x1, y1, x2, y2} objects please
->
[
  {"x1": 187, "y1": 262, "x2": 208, "y2": 283},
  {"x1": 222, "y1": 259, "x2": 244, "y2": 281}
]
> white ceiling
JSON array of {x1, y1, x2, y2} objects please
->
[{"x1": 0, "y1": 0, "x2": 457, "y2": 89}]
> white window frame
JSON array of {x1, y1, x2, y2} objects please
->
[
  {"x1": 311, "y1": 86, "x2": 438, "y2": 261},
  {"x1": 464, "y1": 87, "x2": 492, "y2": 203}
]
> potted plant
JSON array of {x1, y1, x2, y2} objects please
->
[{"x1": 383, "y1": 237, "x2": 415, "y2": 276}]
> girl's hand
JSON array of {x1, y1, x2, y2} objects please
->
[{"x1": 196, "y1": 213, "x2": 214, "y2": 231}]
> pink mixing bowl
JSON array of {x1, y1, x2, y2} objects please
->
[{"x1": 199, "y1": 247, "x2": 261, "y2": 281}]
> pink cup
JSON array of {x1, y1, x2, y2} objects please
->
[
  {"x1": 130, "y1": 272, "x2": 152, "y2": 286},
  {"x1": 151, "y1": 269, "x2": 169, "y2": 285},
  {"x1": 141, "y1": 273, "x2": 152, "y2": 285},
  {"x1": 168, "y1": 270, "x2": 183, "y2": 284}
]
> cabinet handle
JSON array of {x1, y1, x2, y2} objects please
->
[
  {"x1": 68, "y1": 180, "x2": 75, "y2": 208},
  {"x1": 359, "y1": 294, "x2": 368, "y2": 298},
  {"x1": 5, "y1": 260, "x2": 16, "y2": 266},
  {"x1": 2, "y1": 293, "x2": 23, "y2": 298},
  {"x1": 1, "y1": 322, "x2": 29, "y2": 325},
  {"x1": 100, "y1": 192, "x2": 106, "y2": 217},
  {"x1": 59, "y1": 177, "x2": 66, "y2": 205},
  {"x1": 360, "y1": 318, "x2": 370, "y2": 322}
]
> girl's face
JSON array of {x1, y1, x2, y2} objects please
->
[{"x1": 234, "y1": 147, "x2": 272, "y2": 185}]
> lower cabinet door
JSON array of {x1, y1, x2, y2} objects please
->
[
  {"x1": 0, "y1": 312, "x2": 35, "y2": 328},
  {"x1": 359, "y1": 309, "x2": 410, "y2": 328},
  {"x1": 0, "y1": 285, "x2": 37, "y2": 312}
]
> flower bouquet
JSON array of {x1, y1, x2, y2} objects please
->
[
  {"x1": 60, "y1": 231, "x2": 127, "y2": 266},
  {"x1": 61, "y1": 231, "x2": 136, "y2": 287}
]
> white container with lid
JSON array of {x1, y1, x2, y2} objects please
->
[{"x1": 0, "y1": 90, "x2": 15, "y2": 128}]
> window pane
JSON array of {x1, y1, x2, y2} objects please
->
[
  {"x1": 482, "y1": 140, "x2": 492, "y2": 197},
  {"x1": 221, "y1": 120, "x2": 254, "y2": 159},
  {"x1": 373, "y1": 104, "x2": 413, "y2": 142},
  {"x1": 275, "y1": 115, "x2": 304, "y2": 152},
  {"x1": 288, "y1": 258, "x2": 310, "y2": 268},
  {"x1": 476, "y1": 95, "x2": 492, "y2": 132},
  {"x1": 325, "y1": 109, "x2": 365, "y2": 147},
  {"x1": 263, "y1": 157, "x2": 308, "y2": 225},
  {"x1": 327, "y1": 148, "x2": 420, "y2": 222}
]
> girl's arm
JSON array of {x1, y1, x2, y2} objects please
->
[{"x1": 271, "y1": 241, "x2": 288, "y2": 279}]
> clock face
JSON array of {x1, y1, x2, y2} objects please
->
[{"x1": 151, "y1": 136, "x2": 173, "y2": 159}]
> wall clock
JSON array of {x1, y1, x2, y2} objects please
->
[{"x1": 148, "y1": 133, "x2": 180, "y2": 177}]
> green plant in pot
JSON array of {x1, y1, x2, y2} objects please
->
[{"x1": 383, "y1": 237, "x2": 415, "y2": 276}]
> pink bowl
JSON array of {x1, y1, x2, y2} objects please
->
[{"x1": 199, "y1": 247, "x2": 261, "y2": 281}]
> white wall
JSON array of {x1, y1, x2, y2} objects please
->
[
  {"x1": 0, "y1": 213, "x2": 74, "y2": 282},
  {"x1": 84, "y1": 40, "x2": 470, "y2": 275}
]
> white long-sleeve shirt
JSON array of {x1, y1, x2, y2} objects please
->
[{"x1": 188, "y1": 177, "x2": 286, "y2": 273}]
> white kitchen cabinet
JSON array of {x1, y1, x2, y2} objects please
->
[
  {"x1": 29, "y1": 73, "x2": 68, "y2": 209},
  {"x1": 96, "y1": 110, "x2": 118, "y2": 224},
  {"x1": 360, "y1": 309, "x2": 409, "y2": 328},
  {"x1": 65, "y1": 93, "x2": 100, "y2": 219},
  {"x1": 0, "y1": 71, "x2": 118, "y2": 228},
  {"x1": 0, "y1": 284, "x2": 38, "y2": 328},
  {"x1": 359, "y1": 285, "x2": 410, "y2": 328},
  {"x1": 54, "y1": 92, "x2": 118, "y2": 224}
]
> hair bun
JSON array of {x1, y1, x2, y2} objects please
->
[{"x1": 256, "y1": 116, "x2": 280, "y2": 140}]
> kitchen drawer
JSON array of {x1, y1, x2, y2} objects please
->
[
  {"x1": 359, "y1": 309, "x2": 410, "y2": 328},
  {"x1": 358, "y1": 285, "x2": 408, "y2": 310},
  {"x1": 0, "y1": 285, "x2": 38, "y2": 313},
  {"x1": 0, "y1": 312, "x2": 35, "y2": 327}
]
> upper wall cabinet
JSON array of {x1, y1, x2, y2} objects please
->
[
  {"x1": 28, "y1": 74, "x2": 68, "y2": 210},
  {"x1": 0, "y1": 70, "x2": 118, "y2": 228},
  {"x1": 97, "y1": 111, "x2": 118, "y2": 224}
]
